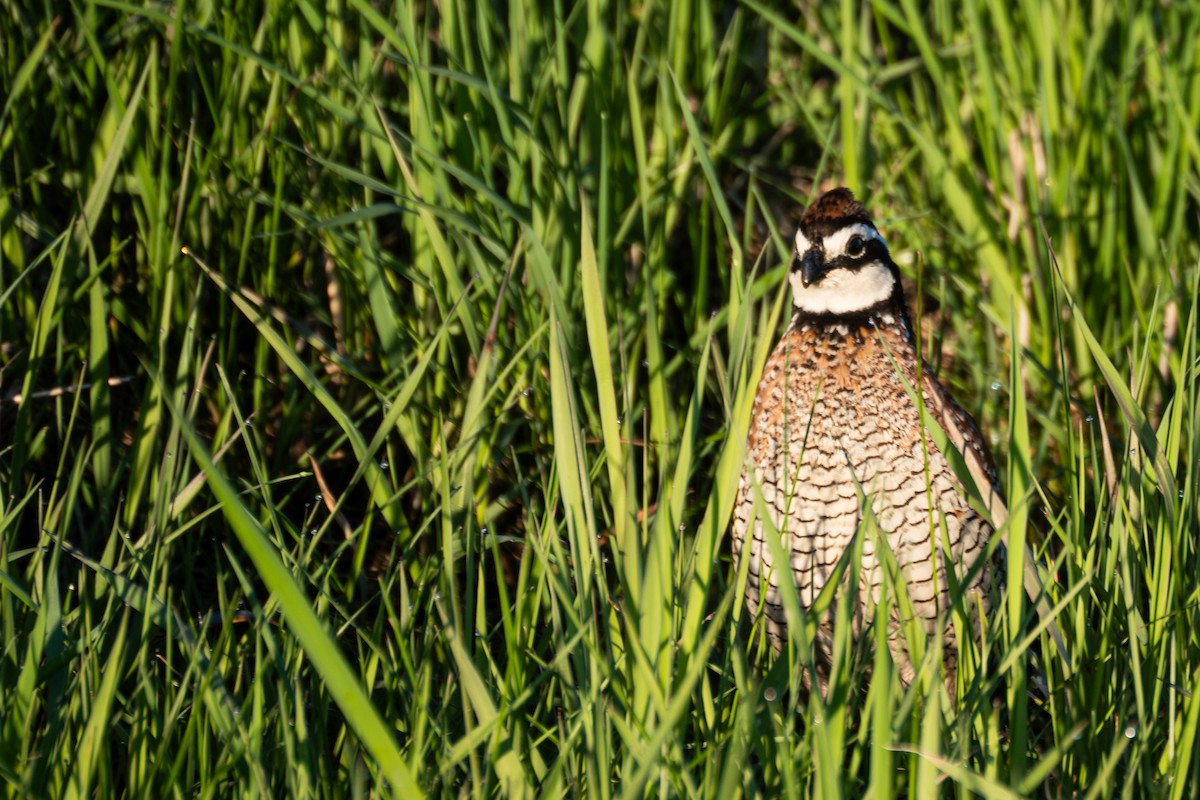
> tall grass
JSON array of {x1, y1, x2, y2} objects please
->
[{"x1": 1, "y1": 0, "x2": 1197, "y2": 796}]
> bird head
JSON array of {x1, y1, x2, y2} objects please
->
[{"x1": 789, "y1": 188, "x2": 901, "y2": 315}]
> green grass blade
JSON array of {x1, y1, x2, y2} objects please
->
[{"x1": 161, "y1": 390, "x2": 423, "y2": 798}]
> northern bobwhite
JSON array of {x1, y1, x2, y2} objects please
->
[{"x1": 731, "y1": 187, "x2": 1004, "y2": 693}]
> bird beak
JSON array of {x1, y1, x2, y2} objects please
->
[{"x1": 800, "y1": 249, "x2": 827, "y2": 287}]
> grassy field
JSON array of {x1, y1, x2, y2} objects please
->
[{"x1": 2, "y1": 0, "x2": 1198, "y2": 797}]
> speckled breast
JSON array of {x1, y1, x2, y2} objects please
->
[{"x1": 731, "y1": 313, "x2": 996, "y2": 687}]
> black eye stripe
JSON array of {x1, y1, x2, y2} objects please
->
[
  {"x1": 826, "y1": 239, "x2": 887, "y2": 270},
  {"x1": 790, "y1": 237, "x2": 887, "y2": 272}
]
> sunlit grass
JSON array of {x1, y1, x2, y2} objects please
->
[{"x1": 1, "y1": 1, "x2": 1198, "y2": 797}]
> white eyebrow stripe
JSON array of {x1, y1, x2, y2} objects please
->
[
  {"x1": 823, "y1": 223, "x2": 885, "y2": 258},
  {"x1": 794, "y1": 229, "x2": 811, "y2": 255}
]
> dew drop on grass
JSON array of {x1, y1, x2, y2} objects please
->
[
  {"x1": 678, "y1": 522, "x2": 686, "y2": 532},
  {"x1": 1125, "y1": 725, "x2": 1137, "y2": 739},
  {"x1": 1085, "y1": 415, "x2": 1095, "y2": 423},
  {"x1": 764, "y1": 687, "x2": 777, "y2": 702},
  {"x1": 990, "y1": 381, "x2": 1002, "y2": 391},
  {"x1": 480, "y1": 526, "x2": 488, "y2": 536},
  {"x1": 379, "y1": 460, "x2": 389, "y2": 470}
]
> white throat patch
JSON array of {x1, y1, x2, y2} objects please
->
[{"x1": 788, "y1": 261, "x2": 896, "y2": 314}]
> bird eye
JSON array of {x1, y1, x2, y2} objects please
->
[{"x1": 846, "y1": 236, "x2": 866, "y2": 257}]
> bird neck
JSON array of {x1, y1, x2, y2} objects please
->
[{"x1": 790, "y1": 294, "x2": 914, "y2": 342}]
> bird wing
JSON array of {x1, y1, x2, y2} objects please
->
[
  {"x1": 919, "y1": 372, "x2": 1071, "y2": 674},
  {"x1": 919, "y1": 375, "x2": 1006, "y2": 523}
]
